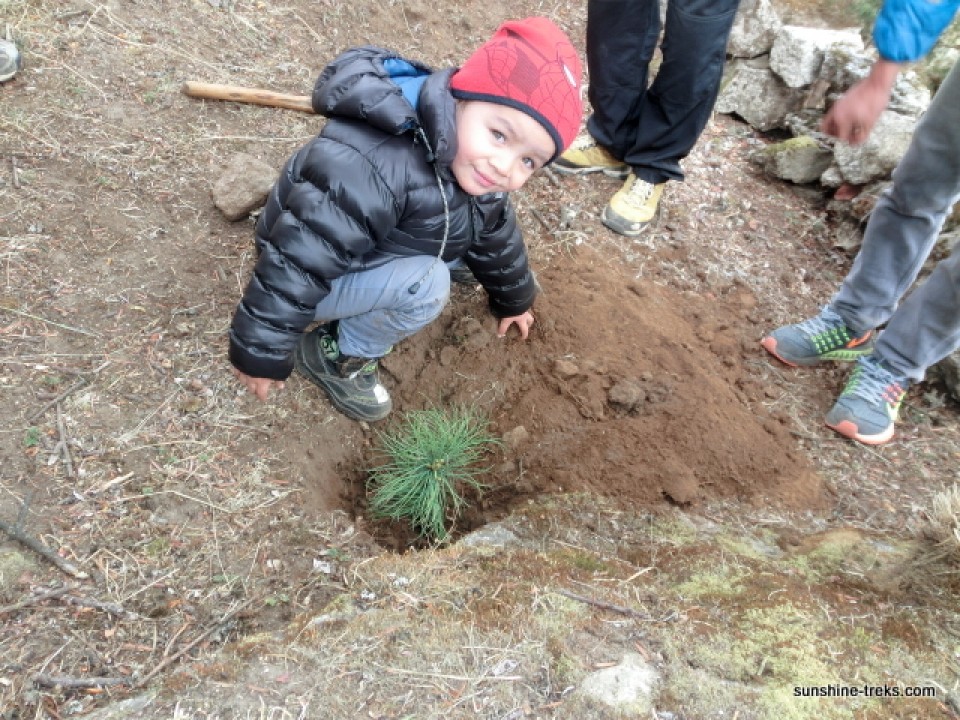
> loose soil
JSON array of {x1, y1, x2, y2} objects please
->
[{"x1": 2, "y1": 0, "x2": 959, "y2": 718}]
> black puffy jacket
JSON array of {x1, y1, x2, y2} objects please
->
[{"x1": 229, "y1": 46, "x2": 538, "y2": 381}]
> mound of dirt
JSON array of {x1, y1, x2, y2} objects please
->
[{"x1": 336, "y1": 243, "x2": 828, "y2": 534}]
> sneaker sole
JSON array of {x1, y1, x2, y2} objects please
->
[
  {"x1": 825, "y1": 418, "x2": 895, "y2": 445},
  {"x1": 601, "y1": 205, "x2": 656, "y2": 237},
  {"x1": 293, "y1": 339, "x2": 392, "y2": 423},
  {"x1": 553, "y1": 164, "x2": 630, "y2": 179}
]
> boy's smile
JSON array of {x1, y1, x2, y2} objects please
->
[{"x1": 451, "y1": 101, "x2": 555, "y2": 196}]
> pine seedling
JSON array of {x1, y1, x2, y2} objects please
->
[{"x1": 367, "y1": 407, "x2": 499, "y2": 542}]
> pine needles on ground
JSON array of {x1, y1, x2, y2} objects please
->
[{"x1": 367, "y1": 407, "x2": 499, "y2": 542}]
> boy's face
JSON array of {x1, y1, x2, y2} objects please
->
[{"x1": 451, "y1": 100, "x2": 554, "y2": 196}]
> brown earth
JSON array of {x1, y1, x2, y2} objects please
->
[{"x1": 2, "y1": 0, "x2": 959, "y2": 717}]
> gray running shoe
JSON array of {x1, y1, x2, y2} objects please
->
[
  {"x1": 294, "y1": 325, "x2": 392, "y2": 422},
  {"x1": 761, "y1": 306, "x2": 874, "y2": 367},
  {"x1": 825, "y1": 354, "x2": 909, "y2": 445}
]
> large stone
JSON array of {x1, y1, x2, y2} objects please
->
[
  {"x1": 728, "y1": 0, "x2": 782, "y2": 58},
  {"x1": 762, "y1": 136, "x2": 834, "y2": 184},
  {"x1": 717, "y1": 59, "x2": 802, "y2": 131},
  {"x1": 832, "y1": 111, "x2": 916, "y2": 184},
  {"x1": 211, "y1": 152, "x2": 278, "y2": 222},
  {"x1": 770, "y1": 26, "x2": 864, "y2": 88},
  {"x1": 579, "y1": 652, "x2": 661, "y2": 713}
]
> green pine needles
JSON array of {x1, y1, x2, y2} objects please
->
[{"x1": 367, "y1": 407, "x2": 499, "y2": 542}]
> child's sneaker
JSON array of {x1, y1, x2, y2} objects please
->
[
  {"x1": 294, "y1": 325, "x2": 392, "y2": 422},
  {"x1": 601, "y1": 173, "x2": 665, "y2": 237},
  {"x1": 825, "y1": 354, "x2": 909, "y2": 445},
  {"x1": 554, "y1": 134, "x2": 629, "y2": 177},
  {"x1": 761, "y1": 306, "x2": 874, "y2": 367}
]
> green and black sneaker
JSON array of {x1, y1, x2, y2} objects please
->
[
  {"x1": 761, "y1": 306, "x2": 875, "y2": 367},
  {"x1": 294, "y1": 325, "x2": 392, "y2": 422}
]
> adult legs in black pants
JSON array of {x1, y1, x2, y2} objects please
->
[{"x1": 557, "y1": 0, "x2": 740, "y2": 236}]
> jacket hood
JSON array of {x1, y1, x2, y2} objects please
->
[{"x1": 311, "y1": 46, "x2": 458, "y2": 167}]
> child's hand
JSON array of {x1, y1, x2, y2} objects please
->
[
  {"x1": 232, "y1": 368, "x2": 284, "y2": 401},
  {"x1": 497, "y1": 311, "x2": 535, "y2": 340}
]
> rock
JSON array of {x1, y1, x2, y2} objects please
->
[
  {"x1": 502, "y1": 425, "x2": 530, "y2": 449},
  {"x1": 717, "y1": 59, "x2": 803, "y2": 131},
  {"x1": 578, "y1": 652, "x2": 661, "y2": 713},
  {"x1": 935, "y1": 353, "x2": 960, "y2": 402},
  {"x1": 608, "y1": 380, "x2": 646, "y2": 413},
  {"x1": 439, "y1": 345, "x2": 458, "y2": 367},
  {"x1": 212, "y1": 153, "x2": 277, "y2": 221},
  {"x1": 770, "y1": 25, "x2": 864, "y2": 89},
  {"x1": 728, "y1": 0, "x2": 782, "y2": 58},
  {"x1": 761, "y1": 135, "x2": 833, "y2": 184},
  {"x1": 74, "y1": 693, "x2": 159, "y2": 720},
  {"x1": 832, "y1": 110, "x2": 916, "y2": 184},
  {"x1": 553, "y1": 358, "x2": 579, "y2": 379},
  {"x1": 457, "y1": 523, "x2": 521, "y2": 548}
]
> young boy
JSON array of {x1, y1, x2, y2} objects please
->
[{"x1": 228, "y1": 17, "x2": 582, "y2": 422}]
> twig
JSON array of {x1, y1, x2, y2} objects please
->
[
  {"x1": 10, "y1": 154, "x2": 19, "y2": 189},
  {"x1": 556, "y1": 588, "x2": 655, "y2": 620},
  {"x1": 27, "y1": 376, "x2": 90, "y2": 422},
  {"x1": 132, "y1": 597, "x2": 254, "y2": 688},
  {"x1": 539, "y1": 166, "x2": 561, "y2": 187},
  {"x1": 0, "y1": 517, "x2": 89, "y2": 579},
  {"x1": 0, "y1": 306, "x2": 100, "y2": 337},
  {"x1": 33, "y1": 673, "x2": 131, "y2": 689},
  {"x1": 0, "y1": 584, "x2": 77, "y2": 616},
  {"x1": 55, "y1": 403, "x2": 75, "y2": 478},
  {"x1": 62, "y1": 594, "x2": 139, "y2": 619},
  {"x1": 530, "y1": 207, "x2": 555, "y2": 236},
  {"x1": 117, "y1": 387, "x2": 183, "y2": 443}
]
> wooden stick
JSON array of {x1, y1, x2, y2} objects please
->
[
  {"x1": 0, "y1": 584, "x2": 76, "y2": 617},
  {"x1": 0, "y1": 517, "x2": 89, "y2": 579},
  {"x1": 181, "y1": 81, "x2": 315, "y2": 113},
  {"x1": 33, "y1": 673, "x2": 131, "y2": 689},
  {"x1": 556, "y1": 588, "x2": 654, "y2": 620},
  {"x1": 131, "y1": 597, "x2": 254, "y2": 689}
]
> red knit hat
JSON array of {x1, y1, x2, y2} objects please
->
[{"x1": 450, "y1": 17, "x2": 583, "y2": 161}]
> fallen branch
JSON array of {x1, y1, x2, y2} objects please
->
[
  {"x1": 556, "y1": 588, "x2": 655, "y2": 620},
  {"x1": 28, "y1": 377, "x2": 90, "y2": 422},
  {"x1": 0, "y1": 584, "x2": 77, "y2": 617},
  {"x1": 33, "y1": 673, "x2": 131, "y2": 689},
  {"x1": 132, "y1": 597, "x2": 254, "y2": 689},
  {"x1": 0, "y1": 516, "x2": 89, "y2": 579},
  {"x1": 63, "y1": 594, "x2": 139, "y2": 620}
]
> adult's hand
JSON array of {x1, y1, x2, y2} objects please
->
[{"x1": 821, "y1": 59, "x2": 901, "y2": 145}]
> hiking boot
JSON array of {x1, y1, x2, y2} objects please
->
[
  {"x1": 761, "y1": 306, "x2": 875, "y2": 367},
  {"x1": 554, "y1": 134, "x2": 629, "y2": 178},
  {"x1": 825, "y1": 354, "x2": 909, "y2": 445},
  {"x1": 294, "y1": 325, "x2": 392, "y2": 422},
  {"x1": 601, "y1": 174, "x2": 665, "y2": 237}
]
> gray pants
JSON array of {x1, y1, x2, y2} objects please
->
[
  {"x1": 833, "y1": 60, "x2": 960, "y2": 381},
  {"x1": 313, "y1": 255, "x2": 451, "y2": 359}
]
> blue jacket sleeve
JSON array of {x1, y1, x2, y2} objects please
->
[{"x1": 873, "y1": 0, "x2": 960, "y2": 62}]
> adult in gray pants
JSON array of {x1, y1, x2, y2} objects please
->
[{"x1": 761, "y1": 0, "x2": 960, "y2": 445}]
